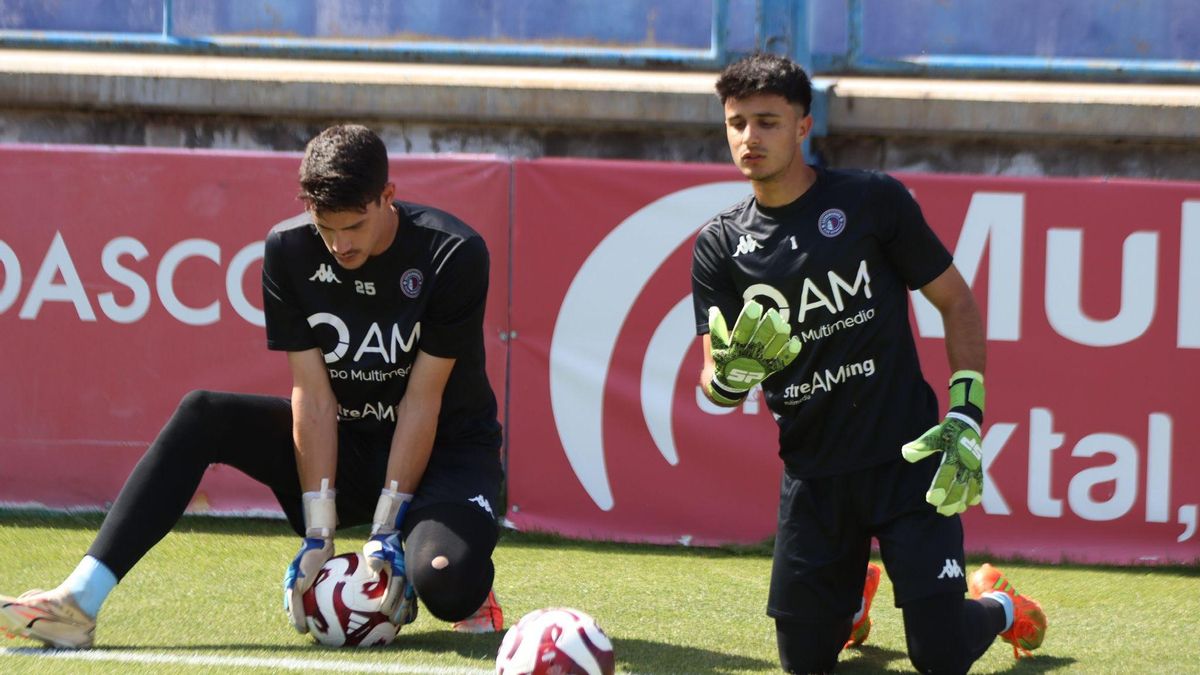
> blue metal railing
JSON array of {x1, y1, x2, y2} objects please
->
[
  {"x1": 0, "y1": 0, "x2": 733, "y2": 70},
  {"x1": 0, "y1": 0, "x2": 1196, "y2": 82},
  {"x1": 833, "y1": 0, "x2": 1200, "y2": 82}
]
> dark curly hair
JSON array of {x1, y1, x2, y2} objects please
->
[
  {"x1": 715, "y1": 53, "x2": 812, "y2": 115},
  {"x1": 298, "y1": 124, "x2": 389, "y2": 213}
]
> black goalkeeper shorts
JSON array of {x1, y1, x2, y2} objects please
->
[{"x1": 767, "y1": 455, "x2": 969, "y2": 622}]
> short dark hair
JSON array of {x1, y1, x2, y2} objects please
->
[
  {"x1": 298, "y1": 124, "x2": 389, "y2": 213},
  {"x1": 715, "y1": 53, "x2": 813, "y2": 115}
]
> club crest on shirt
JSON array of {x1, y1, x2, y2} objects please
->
[
  {"x1": 817, "y1": 208, "x2": 847, "y2": 238},
  {"x1": 400, "y1": 269, "x2": 423, "y2": 298}
]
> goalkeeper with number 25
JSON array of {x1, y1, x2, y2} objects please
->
[
  {"x1": 693, "y1": 54, "x2": 1046, "y2": 673},
  {"x1": 0, "y1": 125, "x2": 504, "y2": 648}
]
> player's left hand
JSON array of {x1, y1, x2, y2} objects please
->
[{"x1": 901, "y1": 370, "x2": 986, "y2": 516}]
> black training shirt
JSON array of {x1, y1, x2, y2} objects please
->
[
  {"x1": 692, "y1": 168, "x2": 952, "y2": 477},
  {"x1": 262, "y1": 201, "x2": 501, "y2": 449}
]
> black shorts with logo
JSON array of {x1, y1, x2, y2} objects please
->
[{"x1": 767, "y1": 454, "x2": 969, "y2": 622}]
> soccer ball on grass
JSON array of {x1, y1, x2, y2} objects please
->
[
  {"x1": 495, "y1": 607, "x2": 615, "y2": 675},
  {"x1": 302, "y1": 552, "x2": 401, "y2": 647}
]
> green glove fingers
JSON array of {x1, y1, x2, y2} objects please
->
[
  {"x1": 900, "y1": 424, "x2": 941, "y2": 463},
  {"x1": 708, "y1": 306, "x2": 731, "y2": 351},
  {"x1": 706, "y1": 301, "x2": 801, "y2": 406},
  {"x1": 729, "y1": 300, "x2": 762, "y2": 346},
  {"x1": 901, "y1": 371, "x2": 987, "y2": 517}
]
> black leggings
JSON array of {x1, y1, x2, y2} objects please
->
[
  {"x1": 776, "y1": 592, "x2": 1006, "y2": 674},
  {"x1": 87, "y1": 390, "x2": 496, "y2": 621}
]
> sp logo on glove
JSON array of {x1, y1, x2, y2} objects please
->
[
  {"x1": 707, "y1": 300, "x2": 802, "y2": 406},
  {"x1": 901, "y1": 370, "x2": 986, "y2": 516}
]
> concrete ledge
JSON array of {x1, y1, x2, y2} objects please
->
[
  {"x1": 2, "y1": 49, "x2": 1199, "y2": 142},
  {"x1": 0, "y1": 49, "x2": 722, "y2": 128},
  {"x1": 826, "y1": 77, "x2": 1200, "y2": 141}
]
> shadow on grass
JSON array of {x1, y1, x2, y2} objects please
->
[
  {"x1": 598, "y1": 637, "x2": 775, "y2": 674},
  {"x1": 58, "y1": 634, "x2": 774, "y2": 673},
  {"x1": 992, "y1": 654, "x2": 1078, "y2": 673},
  {"x1": 837, "y1": 644, "x2": 909, "y2": 673},
  {"x1": 836, "y1": 645, "x2": 1077, "y2": 674}
]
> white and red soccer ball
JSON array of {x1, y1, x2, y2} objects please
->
[
  {"x1": 302, "y1": 552, "x2": 401, "y2": 647},
  {"x1": 495, "y1": 607, "x2": 615, "y2": 675}
]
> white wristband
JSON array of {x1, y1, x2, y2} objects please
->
[
  {"x1": 371, "y1": 480, "x2": 414, "y2": 535},
  {"x1": 302, "y1": 477, "x2": 337, "y2": 538}
]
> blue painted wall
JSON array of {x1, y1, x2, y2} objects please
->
[{"x1": 2, "y1": 0, "x2": 1197, "y2": 61}]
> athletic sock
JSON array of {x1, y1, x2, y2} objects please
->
[
  {"x1": 60, "y1": 555, "x2": 118, "y2": 618},
  {"x1": 981, "y1": 591, "x2": 1014, "y2": 632}
]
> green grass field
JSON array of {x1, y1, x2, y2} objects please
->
[{"x1": 1, "y1": 511, "x2": 1197, "y2": 674}]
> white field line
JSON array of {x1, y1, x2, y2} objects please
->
[{"x1": 0, "y1": 647, "x2": 494, "y2": 674}]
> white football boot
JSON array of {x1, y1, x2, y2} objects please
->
[{"x1": 0, "y1": 588, "x2": 96, "y2": 649}]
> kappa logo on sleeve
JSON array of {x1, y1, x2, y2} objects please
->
[{"x1": 308, "y1": 264, "x2": 342, "y2": 284}]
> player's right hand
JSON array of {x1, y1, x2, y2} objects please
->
[
  {"x1": 707, "y1": 300, "x2": 801, "y2": 405},
  {"x1": 284, "y1": 480, "x2": 337, "y2": 633},
  {"x1": 283, "y1": 536, "x2": 333, "y2": 633}
]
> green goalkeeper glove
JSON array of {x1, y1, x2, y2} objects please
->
[
  {"x1": 901, "y1": 370, "x2": 986, "y2": 516},
  {"x1": 707, "y1": 300, "x2": 802, "y2": 406}
]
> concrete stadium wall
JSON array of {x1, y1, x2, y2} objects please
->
[{"x1": 0, "y1": 49, "x2": 1197, "y2": 179}]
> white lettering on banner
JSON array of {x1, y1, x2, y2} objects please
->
[
  {"x1": 0, "y1": 232, "x2": 265, "y2": 326},
  {"x1": 227, "y1": 242, "x2": 265, "y2": 326},
  {"x1": 913, "y1": 192, "x2": 1024, "y2": 341},
  {"x1": 982, "y1": 408, "x2": 1196, "y2": 542},
  {"x1": 18, "y1": 231, "x2": 96, "y2": 321},
  {"x1": 1046, "y1": 230, "x2": 1158, "y2": 346},
  {"x1": 1178, "y1": 201, "x2": 1200, "y2": 348},
  {"x1": 157, "y1": 239, "x2": 220, "y2": 326},
  {"x1": 0, "y1": 240, "x2": 22, "y2": 314},
  {"x1": 911, "y1": 194, "x2": 1199, "y2": 349},
  {"x1": 97, "y1": 237, "x2": 151, "y2": 324}
]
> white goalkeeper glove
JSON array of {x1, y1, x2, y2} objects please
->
[
  {"x1": 362, "y1": 482, "x2": 417, "y2": 625},
  {"x1": 707, "y1": 300, "x2": 802, "y2": 406},
  {"x1": 902, "y1": 370, "x2": 986, "y2": 516},
  {"x1": 283, "y1": 479, "x2": 336, "y2": 633}
]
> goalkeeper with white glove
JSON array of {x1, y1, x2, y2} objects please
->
[
  {"x1": 902, "y1": 370, "x2": 986, "y2": 516},
  {"x1": 363, "y1": 482, "x2": 418, "y2": 625},
  {"x1": 283, "y1": 478, "x2": 335, "y2": 633},
  {"x1": 704, "y1": 299, "x2": 802, "y2": 406}
]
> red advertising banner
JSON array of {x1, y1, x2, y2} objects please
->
[
  {"x1": 0, "y1": 146, "x2": 511, "y2": 513},
  {"x1": 506, "y1": 159, "x2": 1200, "y2": 565},
  {"x1": 3, "y1": 146, "x2": 1197, "y2": 565}
]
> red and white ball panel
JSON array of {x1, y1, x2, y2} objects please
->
[
  {"x1": 496, "y1": 607, "x2": 615, "y2": 675},
  {"x1": 302, "y1": 552, "x2": 400, "y2": 647}
]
